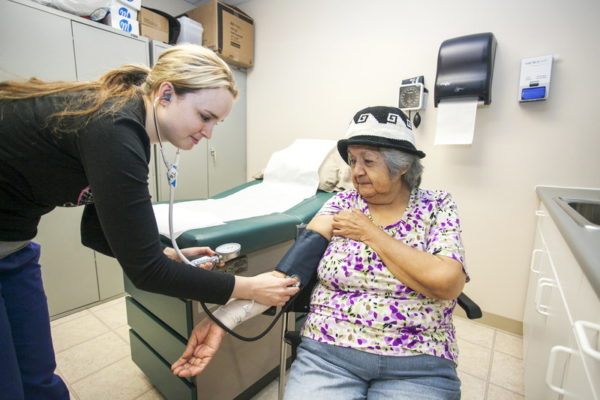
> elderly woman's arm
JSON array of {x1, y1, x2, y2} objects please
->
[
  {"x1": 332, "y1": 208, "x2": 466, "y2": 300},
  {"x1": 306, "y1": 214, "x2": 334, "y2": 240}
]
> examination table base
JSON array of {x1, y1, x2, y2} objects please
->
[{"x1": 125, "y1": 241, "x2": 295, "y2": 400}]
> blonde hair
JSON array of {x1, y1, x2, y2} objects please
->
[
  {"x1": 0, "y1": 44, "x2": 237, "y2": 133},
  {"x1": 144, "y1": 43, "x2": 238, "y2": 99}
]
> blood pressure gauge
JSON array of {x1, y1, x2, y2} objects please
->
[
  {"x1": 214, "y1": 243, "x2": 241, "y2": 260},
  {"x1": 399, "y1": 82, "x2": 425, "y2": 111},
  {"x1": 190, "y1": 243, "x2": 241, "y2": 269},
  {"x1": 398, "y1": 76, "x2": 428, "y2": 128}
]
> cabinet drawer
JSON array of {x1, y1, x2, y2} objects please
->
[
  {"x1": 539, "y1": 205, "x2": 583, "y2": 317},
  {"x1": 124, "y1": 276, "x2": 193, "y2": 338},
  {"x1": 126, "y1": 297, "x2": 186, "y2": 365},
  {"x1": 130, "y1": 330, "x2": 196, "y2": 400}
]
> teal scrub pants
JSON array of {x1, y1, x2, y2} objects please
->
[{"x1": 0, "y1": 242, "x2": 69, "y2": 400}]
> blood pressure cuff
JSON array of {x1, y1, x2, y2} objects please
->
[{"x1": 275, "y1": 229, "x2": 329, "y2": 287}]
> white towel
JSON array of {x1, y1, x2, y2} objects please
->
[{"x1": 153, "y1": 139, "x2": 336, "y2": 238}]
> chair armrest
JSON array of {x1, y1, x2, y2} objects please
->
[{"x1": 457, "y1": 292, "x2": 482, "y2": 319}]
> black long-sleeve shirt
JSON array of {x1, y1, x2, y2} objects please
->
[{"x1": 0, "y1": 93, "x2": 234, "y2": 304}]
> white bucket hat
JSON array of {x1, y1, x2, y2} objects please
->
[{"x1": 337, "y1": 106, "x2": 426, "y2": 163}]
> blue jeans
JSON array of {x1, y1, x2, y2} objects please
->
[
  {"x1": 0, "y1": 243, "x2": 69, "y2": 400},
  {"x1": 284, "y1": 338, "x2": 460, "y2": 400}
]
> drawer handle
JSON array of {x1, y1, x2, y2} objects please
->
[
  {"x1": 546, "y1": 345, "x2": 576, "y2": 395},
  {"x1": 530, "y1": 249, "x2": 544, "y2": 273},
  {"x1": 534, "y1": 278, "x2": 554, "y2": 316},
  {"x1": 535, "y1": 210, "x2": 547, "y2": 217},
  {"x1": 574, "y1": 320, "x2": 600, "y2": 361}
]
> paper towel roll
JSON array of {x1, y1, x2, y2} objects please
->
[{"x1": 434, "y1": 97, "x2": 479, "y2": 145}]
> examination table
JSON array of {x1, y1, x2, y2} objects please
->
[{"x1": 124, "y1": 180, "x2": 334, "y2": 400}]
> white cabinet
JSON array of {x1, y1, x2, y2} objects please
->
[
  {"x1": 524, "y1": 203, "x2": 600, "y2": 399},
  {"x1": 71, "y1": 21, "x2": 149, "y2": 81},
  {"x1": 206, "y1": 66, "x2": 247, "y2": 197},
  {"x1": 0, "y1": 0, "x2": 76, "y2": 81},
  {"x1": 1, "y1": 0, "x2": 150, "y2": 316},
  {"x1": 70, "y1": 18, "x2": 151, "y2": 307},
  {"x1": 1, "y1": 0, "x2": 248, "y2": 316},
  {"x1": 153, "y1": 67, "x2": 247, "y2": 201}
]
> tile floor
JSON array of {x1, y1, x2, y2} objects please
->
[{"x1": 51, "y1": 295, "x2": 524, "y2": 400}]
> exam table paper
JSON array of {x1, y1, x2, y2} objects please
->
[
  {"x1": 153, "y1": 139, "x2": 336, "y2": 238},
  {"x1": 434, "y1": 97, "x2": 479, "y2": 145}
]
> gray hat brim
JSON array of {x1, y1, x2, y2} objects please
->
[{"x1": 337, "y1": 135, "x2": 426, "y2": 163}]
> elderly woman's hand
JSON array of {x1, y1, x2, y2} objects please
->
[
  {"x1": 171, "y1": 318, "x2": 225, "y2": 377},
  {"x1": 332, "y1": 208, "x2": 379, "y2": 242}
]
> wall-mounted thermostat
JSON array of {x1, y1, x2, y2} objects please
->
[{"x1": 519, "y1": 55, "x2": 553, "y2": 102}]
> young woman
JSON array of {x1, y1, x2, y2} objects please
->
[{"x1": 0, "y1": 44, "x2": 299, "y2": 400}]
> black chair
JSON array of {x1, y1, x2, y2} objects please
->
[{"x1": 277, "y1": 278, "x2": 481, "y2": 399}]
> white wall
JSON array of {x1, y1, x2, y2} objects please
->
[
  {"x1": 238, "y1": 0, "x2": 600, "y2": 322},
  {"x1": 142, "y1": 0, "x2": 193, "y2": 16}
]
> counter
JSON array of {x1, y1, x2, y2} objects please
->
[{"x1": 536, "y1": 186, "x2": 600, "y2": 299}]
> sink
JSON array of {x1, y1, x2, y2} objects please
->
[{"x1": 555, "y1": 197, "x2": 600, "y2": 230}]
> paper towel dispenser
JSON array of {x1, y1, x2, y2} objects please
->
[{"x1": 434, "y1": 32, "x2": 497, "y2": 107}]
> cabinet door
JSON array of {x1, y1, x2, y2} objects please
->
[
  {"x1": 71, "y1": 21, "x2": 149, "y2": 81},
  {"x1": 72, "y1": 21, "x2": 151, "y2": 300},
  {"x1": 572, "y1": 278, "x2": 600, "y2": 399},
  {"x1": 2, "y1": 1, "x2": 97, "y2": 316},
  {"x1": 151, "y1": 41, "x2": 210, "y2": 202},
  {"x1": 147, "y1": 41, "x2": 172, "y2": 201},
  {"x1": 523, "y1": 215, "x2": 552, "y2": 357},
  {"x1": 541, "y1": 273, "x2": 573, "y2": 398},
  {"x1": 36, "y1": 208, "x2": 100, "y2": 316},
  {"x1": 548, "y1": 331, "x2": 598, "y2": 400},
  {"x1": 524, "y1": 231, "x2": 568, "y2": 399},
  {"x1": 155, "y1": 68, "x2": 247, "y2": 201},
  {"x1": 207, "y1": 68, "x2": 247, "y2": 196},
  {"x1": 156, "y1": 141, "x2": 210, "y2": 202},
  {"x1": 150, "y1": 40, "x2": 171, "y2": 65},
  {"x1": 0, "y1": 1, "x2": 76, "y2": 81}
]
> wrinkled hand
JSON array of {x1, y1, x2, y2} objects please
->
[
  {"x1": 332, "y1": 208, "x2": 377, "y2": 241},
  {"x1": 250, "y1": 272, "x2": 300, "y2": 306},
  {"x1": 171, "y1": 318, "x2": 225, "y2": 377},
  {"x1": 163, "y1": 246, "x2": 223, "y2": 270}
]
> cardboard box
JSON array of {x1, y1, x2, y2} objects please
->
[
  {"x1": 139, "y1": 8, "x2": 169, "y2": 43},
  {"x1": 186, "y1": 0, "x2": 254, "y2": 68}
]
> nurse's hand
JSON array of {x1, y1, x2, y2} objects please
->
[
  {"x1": 232, "y1": 273, "x2": 300, "y2": 306},
  {"x1": 163, "y1": 247, "x2": 224, "y2": 269},
  {"x1": 171, "y1": 318, "x2": 225, "y2": 377}
]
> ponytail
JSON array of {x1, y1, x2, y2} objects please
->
[
  {"x1": 0, "y1": 64, "x2": 151, "y2": 133},
  {"x1": 0, "y1": 44, "x2": 237, "y2": 134}
]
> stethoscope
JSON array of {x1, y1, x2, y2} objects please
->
[
  {"x1": 153, "y1": 95, "x2": 241, "y2": 270},
  {"x1": 153, "y1": 95, "x2": 298, "y2": 341}
]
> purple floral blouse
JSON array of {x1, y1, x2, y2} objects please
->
[{"x1": 301, "y1": 188, "x2": 468, "y2": 362}]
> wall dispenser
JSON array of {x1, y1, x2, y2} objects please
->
[
  {"x1": 433, "y1": 32, "x2": 497, "y2": 145},
  {"x1": 434, "y1": 32, "x2": 497, "y2": 107},
  {"x1": 519, "y1": 55, "x2": 553, "y2": 102}
]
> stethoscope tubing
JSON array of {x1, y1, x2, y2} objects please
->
[{"x1": 154, "y1": 97, "x2": 291, "y2": 341}]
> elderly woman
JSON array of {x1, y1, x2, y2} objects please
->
[{"x1": 173, "y1": 106, "x2": 468, "y2": 400}]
